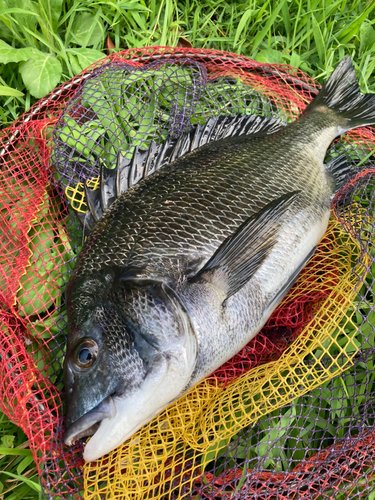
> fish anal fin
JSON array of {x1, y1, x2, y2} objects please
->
[
  {"x1": 325, "y1": 154, "x2": 352, "y2": 193},
  {"x1": 191, "y1": 191, "x2": 300, "y2": 301}
]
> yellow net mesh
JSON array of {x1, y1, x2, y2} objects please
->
[
  {"x1": 83, "y1": 214, "x2": 367, "y2": 498},
  {"x1": 65, "y1": 177, "x2": 100, "y2": 213}
]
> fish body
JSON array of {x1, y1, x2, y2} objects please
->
[{"x1": 63, "y1": 57, "x2": 375, "y2": 461}]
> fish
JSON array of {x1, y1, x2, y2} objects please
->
[{"x1": 63, "y1": 57, "x2": 375, "y2": 461}]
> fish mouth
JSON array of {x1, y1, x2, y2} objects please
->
[
  {"x1": 64, "y1": 395, "x2": 117, "y2": 447},
  {"x1": 77, "y1": 353, "x2": 189, "y2": 461}
]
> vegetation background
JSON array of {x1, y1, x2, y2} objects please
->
[{"x1": 0, "y1": 0, "x2": 374, "y2": 498}]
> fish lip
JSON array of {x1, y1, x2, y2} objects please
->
[{"x1": 64, "y1": 395, "x2": 116, "y2": 447}]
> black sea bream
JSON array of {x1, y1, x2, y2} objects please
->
[{"x1": 63, "y1": 57, "x2": 375, "y2": 461}]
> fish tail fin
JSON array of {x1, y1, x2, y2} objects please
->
[{"x1": 304, "y1": 56, "x2": 375, "y2": 133}]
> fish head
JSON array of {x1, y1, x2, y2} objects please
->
[{"x1": 64, "y1": 273, "x2": 197, "y2": 461}]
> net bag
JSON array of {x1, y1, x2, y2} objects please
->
[{"x1": 1, "y1": 47, "x2": 375, "y2": 499}]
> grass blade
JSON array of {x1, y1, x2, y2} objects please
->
[
  {"x1": 0, "y1": 448, "x2": 32, "y2": 456},
  {"x1": 251, "y1": 0, "x2": 286, "y2": 56},
  {"x1": 0, "y1": 472, "x2": 41, "y2": 493},
  {"x1": 234, "y1": 8, "x2": 254, "y2": 47}
]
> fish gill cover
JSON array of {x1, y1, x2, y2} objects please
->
[{"x1": 0, "y1": 46, "x2": 375, "y2": 499}]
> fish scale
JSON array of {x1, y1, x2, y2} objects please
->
[
  {"x1": 63, "y1": 57, "x2": 375, "y2": 462},
  {"x1": 75, "y1": 131, "x2": 325, "y2": 283}
]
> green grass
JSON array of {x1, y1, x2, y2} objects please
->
[
  {"x1": 0, "y1": 0, "x2": 374, "y2": 128},
  {"x1": 0, "y1": 411, "x2": 41, "y2": 499},
  {"x1": 0, "y1": 0, "x2": 375, "y2": 498}
]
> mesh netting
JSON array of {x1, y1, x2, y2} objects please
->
[{"x1": 1, "y1": 46, "x2": 375, "y2": 499}]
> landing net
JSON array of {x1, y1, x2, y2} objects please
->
[{"x1": 1, "y1": 47, "x2": 375, "y2": 499}]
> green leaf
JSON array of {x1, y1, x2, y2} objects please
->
[
  {"x1": 360, "y1": 21, "x2": 375, "y2": 53},
  {"x1": 288, "y1": 52, "x2": 302, "y2": 69},
  {"x1": 67, "y1": 53, "x2": 82, "y2": 75},
  {"x1": 335, "y1": 4, "x2": 374, "y2": 45},
  {"x1": 0, "y1": 84, "x2": 24, "y2": 97},
  {"x1": 312, "y1": 15, "x2": 325, "y2": 64},
  {"x1": 1, "y1": 435, "x2": 15, "y2": 448},
  {"x1": 0, "y1": 7, "x2": 39, "y2": 16},
  {"x1": 281, "y1": 0, "x2": 290, "y2": 37},
  {"x1": 119, "y1": 1, "x2": 150, "y2": 11},
  {"x1": 67, "y1": 48, "x2": 105, "y2": 71},
  {"x1": 0, "y1": 0, "x2": 40, "y2": 49},
  {"x1": 0, "y1": 40, "x2": 32, "y2": 64},
  {"x1": 19, "y1": 50, "x2": 62, "y2": 98},
  {"x1": 201, "y1": 437, "x2": 231, "y2": 469},
  {"x1": 0, "y1": 19, "x2": 12, "y2": 43},
  {"x1": 67, "y1": 51, "x2": 82, "y2": 75},
  {"x1": 71, "y1": 12, "x2": 104, "y2": 47},
  {"x1": 255, "y1": 48, "x2": 283, "y2": 64}
]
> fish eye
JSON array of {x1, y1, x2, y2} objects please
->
[{"x1": 73, "y1": 339, "x2": 99, "y2": 370}]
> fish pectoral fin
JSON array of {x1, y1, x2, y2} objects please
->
[{"x1": 191, "y1": 191, "x2": 300, "y2": 301}]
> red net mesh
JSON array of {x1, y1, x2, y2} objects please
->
[{"x1": 0, "y1": 46, "x2": 374, "y2": 499}]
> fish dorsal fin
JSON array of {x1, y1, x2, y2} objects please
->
[
  {"x1": 190, "y1": 191, "x2": 300, "y2": 301},
  {"x1": 84, "y1": 183, "x2": 103, "y2": 222},
  {"x1": 77, "y1": 113, "x2": 286, "y2": 230},
  {"x1": 75, "y1": 210, "x2": 97, "y2": 232},
  {"x1": 101, "y1": 163, "x2": 117, "y2": 211}
]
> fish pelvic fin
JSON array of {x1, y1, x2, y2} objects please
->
[
  {"x1": 304, "y1": 56, "x2": 375, "y2": 134},
  {"x1": 190, "y1": 191, "x2": 300, "y2": 301}
]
